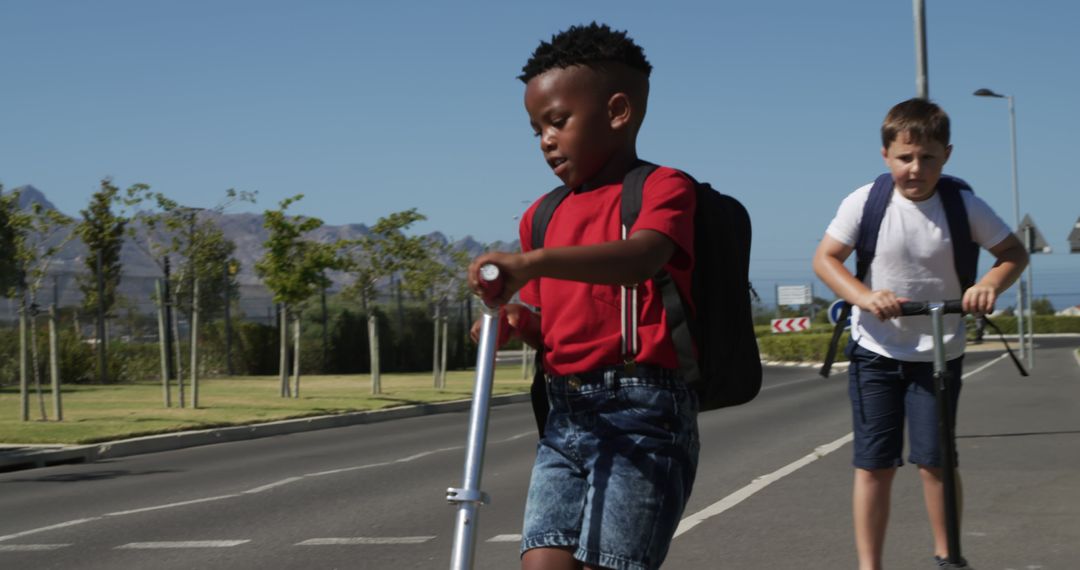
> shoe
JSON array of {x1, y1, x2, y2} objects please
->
[{"x1": 934, "y1": 555, "x2": 971, "y2": 568}]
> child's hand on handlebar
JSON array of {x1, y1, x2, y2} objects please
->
[
  {"x1": 962, "y1": 284, "x2": 997, "y2": 315},
  {"x1": 857, "y1": 289, "x2": 907, "y2": 321},
  {"x1": 467, "y1": 252, "x2": 532, "y2": 306}
]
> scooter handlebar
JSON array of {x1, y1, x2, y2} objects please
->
[
  {"x1": 477, "y1": 264, "x2": 504, "y2": 303},
  {"x1": 898, "y1": 300, "x2": 964, "y2": 316}
]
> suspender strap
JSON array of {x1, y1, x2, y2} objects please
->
[{"x1": 619, "y1": 162, "x2": 659, "y2": 364}]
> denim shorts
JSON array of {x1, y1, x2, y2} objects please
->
[
  {"x1": 847, "y1": 343, "x2": 963, "y2": 469},
  {"x1": 521, "y1": 365, "x2": 700, "y2": 570}
]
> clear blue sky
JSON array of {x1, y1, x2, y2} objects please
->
[{"x1": 3, "y1": 1, "x2": 1078, "y2": 309}]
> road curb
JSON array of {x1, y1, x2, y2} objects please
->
[{"x1": 0, "y1": 392, "x2": 531, "y2": 473}]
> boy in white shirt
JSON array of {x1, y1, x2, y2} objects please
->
[{"x1": 813, "y1": 98, "x2": 1029, "y2": 569}]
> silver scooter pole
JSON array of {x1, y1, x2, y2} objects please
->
[
  {"x1": 447, "y1": 264, "x2": 503, "y2": 570},
  {"x1": 899, "y1": 300, "x2": 968, "y2": 569}
]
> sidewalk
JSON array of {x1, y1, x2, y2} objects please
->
[{"x1": 0, "y1": 392, "x2": 530, "y2": 472}]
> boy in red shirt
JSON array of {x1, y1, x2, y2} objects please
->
[{"x1": 468, "y1": 23, "x2": 699, "y2": 570}]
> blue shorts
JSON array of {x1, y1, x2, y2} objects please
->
[
  {"x1": 521, "y1": 365, "x2": 700, "y2": 570},
  {"x1": 847, "y1": 343, "x2": 963, "y2": 470}
]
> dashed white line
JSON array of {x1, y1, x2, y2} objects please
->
[
  {"x1": 0, "y1": 544, "x2": 71, "y2": 551},
  {"x1": 297, "y1": 537, "x2": 435, "y2": 545},
  {"x1": 116, "y1": 540, "x2": 250, "y2": 549},
  {"x1": 487, "y1": 534, "x2": 522, "y2": 542}
]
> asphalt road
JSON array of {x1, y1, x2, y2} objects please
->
[{"x1": 2, "y1": 339, "x2": 1077, "y2": 569}]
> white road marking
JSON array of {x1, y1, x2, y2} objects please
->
[
  {"x1": 116, "y1": 540, "x2": 249, "y2": 549},
  {"x1": 674, "y1": 433, "x2": 853, "y2": 537},
  {"x1": 244, "y1": 477, "x2": 303, "y2": 494},
  {"x1": 105, "y1": 494, "x2": 239, "y2": 516},
  {"x1": 675, "y1": 353, "x2": 1006, "y2": 538},
  {"x1": 487, "y1": 534, "x2": 522, "y2": 542},
  {"x1": 0, "y1": 544, "x2": 71, "y2": 551},
  {"x1": 0, "y1": 518, "x2": 100, "y2": 543},
  {"x1": 297, "y1": 537, "x2": 435, "y2": 545}
]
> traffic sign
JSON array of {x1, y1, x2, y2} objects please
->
[
  {"x1": 827, "y1": 299, "x2": 851, "y2": 328},
  {"x1": 1069, "y1": 216, "x2": 1080, "y2": 254},
  {"x1": 771, "y1": 317, "x2": 810, "y2": 334},
  {"x1": 1018, "y1": 214, "x2": 1051, "y2": 254},
  {"x1": 777, "y1": 284, "x2": 812, "y2": 306}
]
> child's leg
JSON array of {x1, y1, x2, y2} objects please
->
[
  {"x1": 522, "y1": 546, "x2": 582, "y2": 570},
  {"x1": 919, "y1": 466, "x2": 964, "y2": 560},
  {"x1": 854, "y1": 467, "x2": 897, "y2": 570}
]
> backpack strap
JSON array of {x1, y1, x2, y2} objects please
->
[
  {"x1": 819, "y1": 173, "x2": 978, "y2": 378},
  {"x1": 620, "y1": 162, "x2": 701, "y2": 382},
  {"x1": 937, "y1": 175, "x2": 978, "y2": 290},
  {"x1": 820, "y1": 174, "x2": 894, "y2": 377},
  {"x1": 531, "y1": 185, "x2": 573, "y2": 250}
]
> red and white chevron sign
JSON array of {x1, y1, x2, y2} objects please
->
[{"x1": 771, "y1": 317, "x2": 810, "y2": 333}]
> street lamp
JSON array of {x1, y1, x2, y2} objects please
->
[{"x1": 973, "y1": 87, "x2": 1029, "y2": 366}]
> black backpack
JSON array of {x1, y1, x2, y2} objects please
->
[
  {"x1": 529, "y1": 161, "x2": 762, "y2": 420},
  {"x1": 819, "y1": 172, "x2": 978, "y2": 377}
]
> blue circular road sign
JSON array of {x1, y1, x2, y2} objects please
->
[{"x1": 828, "y1": 299, "x2": 851, "y2": 328}]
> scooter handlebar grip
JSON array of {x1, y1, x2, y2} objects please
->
[
  {"x1": 899, "y1": 301, "x2": 929, "y2": 316},
  {"x1": 942, "y1": 300, "x2": 965, "y2": 314},
  {"x1": 478, "y1": 264, "x2": 504, "y2": 300}
]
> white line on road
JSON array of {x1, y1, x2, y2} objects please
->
[
  {"x1": 0, "y1": 544, "x2": 71, "y2": 551},
  {"x1": 297, "y1": 537, "x2": 435, "y2": 545},
  {"x1": 0, "y1": 518, "x2": 100, "y2": 543},
  {"x1": 674, "y1": 352, "x2": 1008, "y2": 538},
  {"x1": 487, "y1": 534, "x2": 522, "y2": 542},
  {"x1": 104, "y1": 494, "x2": 240, "y2": 516},
  {"x1": 116, "y1": 540, "x2": 250, "y2": 549},
  {"x1": 674, "y1": 433, "x2": 853, "y2": 538},
  {"x1": 244, "y1": 477, "x2": 304, "y2": 494}
]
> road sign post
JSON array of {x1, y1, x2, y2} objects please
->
[
  {"x1": 1019, "y1": 215, "x2": 1050, "y2": 370},
  {"x1": 1068, "y1": 216, "x2": 1080, "y2": 253}
]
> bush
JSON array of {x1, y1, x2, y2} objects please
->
[{"x1": 758, "y1": 331, "x2": 850, "y2": 362}]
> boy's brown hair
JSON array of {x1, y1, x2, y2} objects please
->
[{"x1": 881, "y1": 98, "x2": 951, "y2": 148}]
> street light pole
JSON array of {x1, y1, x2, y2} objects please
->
[
  {"x1": 974, "y1": 88, "x2": 1026, "y2": 363},
  {"x1": 913, "y1": 0, "x2": 929, "y2": 99}
]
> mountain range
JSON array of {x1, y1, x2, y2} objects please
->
[{"x1": 3, "y1": 185, "x2": 517, "y2": 308}]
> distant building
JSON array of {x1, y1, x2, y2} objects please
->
[{"x1": 1056, "y1": 305, "x2": 1080, "y2": 317}]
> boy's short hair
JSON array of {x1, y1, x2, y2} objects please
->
[
  {"x1": 881, "y1": 98, "x2": 951, "y2": 148},
  {"x1": 518, "y1": 22, "x2": 652, "y2": 83}
]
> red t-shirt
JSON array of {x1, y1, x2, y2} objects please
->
[{"x1": 518, "y1": 166, "x2": 696, "y2": 376}]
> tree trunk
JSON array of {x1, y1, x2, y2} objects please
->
[
  {"x1": 173, "y1": 300, "x2": 185, "y2": 408},
  {"x1": 19, "y1": 300, "x2": 29, "y2": 422},
  {"x1": 156, "y1": 280, "x2": 171, "y2": 407},
  {"x1": 369, "y1": 313, "x2": 381, "y2": 394},
  {"x1": 49, "y1": 305, "x2": 62, "y2": 421},
  {"x1": 280, "y1": 304, "x2": 290, "y2": 398},
  {"x1": 30, "y1": 305, "x2": 47, "y2": 421},
  {"x1": 292, "y1": 312, "x2": 301, "y2": 398},
  {"x1": 432, "y1": 303, "x2": 441, "y2": 388},
  {"x1": 190, "y1": 278, "x2": 199, "y2": 409},
  {"x1": 440, "y1": 314, "x2": 449, "y2": 389}
]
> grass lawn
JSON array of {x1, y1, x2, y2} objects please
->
[{"x1": 1, "y1": 366, "x2": 531, "y2": 445}]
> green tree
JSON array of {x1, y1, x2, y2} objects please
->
[
  {"x1": 76, "y1": 179, "x2": 129, "y2": 318},
  {"x1": 256, "y1": 195, "x2": 351, "y2": 398},
  {"x1": 345, "y1": 208, "x2": 432, "y2": 393},
  {"x1": 1032, "y1": 296, "x2": 1055, "y2": 316},
  {"x1": 0, "y1": 187, "x2": 22, "y2": 295},
  {"x1": 1, "y1": 187, "x2": 75, "y2": 420}
]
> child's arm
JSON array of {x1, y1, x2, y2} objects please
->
[
  {"x1": 812, "y1": 234, "x2": 904, "y2": 320},
  {"x1": 468, "y1": 229, "x2": 676, "y2": 306},
  {"x1": 962, "y1": 233, "x2": 1028, "y2": 314}
]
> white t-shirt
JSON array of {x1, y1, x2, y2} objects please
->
[{"x1": 825, "y1": 182, "x2": 1012, "y2": 361}]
